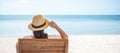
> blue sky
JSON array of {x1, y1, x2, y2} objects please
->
[{"x1": 0, "y1": 0, "x2": 120, "y2": 15}]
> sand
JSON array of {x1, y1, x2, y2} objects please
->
[{"x1": 0, "y1": 35, "x2": 120, "y2": 53}]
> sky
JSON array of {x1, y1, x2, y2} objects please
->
[{"x1": 0, "y1": 0, "x2": 120, "y2": 15}]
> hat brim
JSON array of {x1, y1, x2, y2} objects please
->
[{"x1": 28, "y1": 19, "x2": 49, "y2": 31}]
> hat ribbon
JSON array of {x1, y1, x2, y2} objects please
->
[{"x1": 32, "y1": 22, "x2": 46, "y2": 28}]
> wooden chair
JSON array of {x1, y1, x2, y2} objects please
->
[{"x1": 16, "y1": 34, "x2": 68, "y2": 53}]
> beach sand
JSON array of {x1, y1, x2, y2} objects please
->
[{"x1": 0, "y1": 35, "x2": 120, "y2": 53}]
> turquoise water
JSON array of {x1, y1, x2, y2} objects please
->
[{"x1": 0, "y1": 15, "x2": 120, "y2": 36}]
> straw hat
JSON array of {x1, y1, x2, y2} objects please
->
[{"x1": 28, "y1": 15, "x2": 49, "y2": 31}]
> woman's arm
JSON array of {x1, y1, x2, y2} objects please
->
[{"x1": 49, "y1": 21, "x2": 68, "y2": 39}]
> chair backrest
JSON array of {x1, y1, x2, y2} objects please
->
[{"x1": 18, "y1": 36, "x2": 68, "y2": 53}]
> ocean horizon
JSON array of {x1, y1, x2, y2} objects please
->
[{"x1": 0, "y1": 15, "x2": 120, "y2": 36}]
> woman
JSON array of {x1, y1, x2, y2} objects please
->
[{"x1": 28, "y1": 15, "x2": 68, "y2": 39}]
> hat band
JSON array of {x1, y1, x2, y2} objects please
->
[{"x1": 32, "y1": 22, "x2": 46, "y2": 28}]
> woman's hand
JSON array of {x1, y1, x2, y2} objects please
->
[{"x1": 49, "y1": 21, "x2": 58, "y2": 28}]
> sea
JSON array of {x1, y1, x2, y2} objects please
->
[{"x1": 0, "y1": 15, "x2": 120, "y2": 36}]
